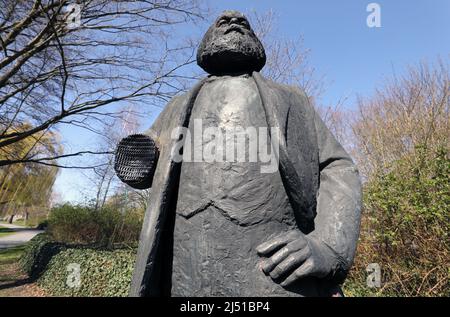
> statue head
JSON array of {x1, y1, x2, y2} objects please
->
[{"x1": 197, "y1": 10, "x2": 266, "y2": 75}]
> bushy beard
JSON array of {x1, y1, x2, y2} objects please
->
[{"x1": 197, "y1": 25, "x2": 266, "y2": 75}]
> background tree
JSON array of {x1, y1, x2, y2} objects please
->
[
  {"x1": 244, "y1": 13, "x2": 449, "y2": 296},
  {"x1": 351, "y1": 59, "x2": 449, "y2": 180},
  {"x1": 250, "y1": 10, "x2": 324, "y2": 103},
  {"x1": 0, "y1": 0, "x2": 207, "y2": 168},
  {"x1": 0, "y1": 125, "x2": 60, "y2": 223},
  {"x1": 84, "y1": 106, "x2": 141, "y2": 211},
  {"x1": 249, "y1": 10, "x2": 349, "y2": 145},
  {"x1": 345, "y1": 59, "x2": 449, "y2": 297}
]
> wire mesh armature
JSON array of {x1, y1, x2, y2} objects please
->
[{"x1": 114, "y1": 134, "x2": 159, "y2": 190}]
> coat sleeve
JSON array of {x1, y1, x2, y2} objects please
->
[{"x1": 308, "y1": 108, "x2": 363, "y2": 282}]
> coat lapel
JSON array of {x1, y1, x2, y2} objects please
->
[{"x1": 252, "y1": 72, "x2": 317, "y2": 231}]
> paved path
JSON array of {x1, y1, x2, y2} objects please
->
[{"x1": 0, "y1": 223, "x2": 43, "y2": 249}]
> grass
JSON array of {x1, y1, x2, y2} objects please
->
[
  {"x1": 0, "y1": 245, "x2": 27, "y2": 286},
  {"x1": 1, "y1": 217, "x2": 46, "y2": 228},
  {"x1": 0, "y1": 219, "x2": 33, "y2": 228},
  {"x1": 0, "y1": 244, "x2": 46, "y2": 297},
  {"x1": 12, "y1": 219, "x2": 27, "y2": 226},
  {"x1": 0, "y1": 245, "x2": 26, "y2": 265},
  {"x1": 0, "y1": 225, "x2": 16, "y2": 238}
]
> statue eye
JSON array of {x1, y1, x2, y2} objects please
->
[
  {"x1": 217, "y1": 18, "x2": 228, "y2": 26},
  {"x1": 240, "y1": 20, "x2": 249, "y2": 28}
]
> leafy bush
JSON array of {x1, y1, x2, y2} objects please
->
[
  {"x1": 20, "y1": 233, "x2": 137, "y2": 296},
  {"x1": 37, "y1": 247, "x2": 136, "y2": 297},
  {"x1": 36, "y1": 219, "x2": 49, "y2": 230},
  {"x1": 47, "y1": 203, "x2": 142, "y2": 248},
  {"x1": 19, "y1": 204, "x2": 142, "y2": 296},
  {"x1": 344, "y1": 145, "x2": 449, "y2": 296},
  {"x1": 20, "y1": 233, "x2": 65, "y2": 279}
]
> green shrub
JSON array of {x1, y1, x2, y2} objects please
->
[
  {"x1": 20, "y1": 204, "x2": 143, "y2": 296},
  {"x1": 36, "y1": 219, "x2": 49, "y2": 230},
  {"x1": 345, "y1": 145, "x2": 449, "y2": 297},
  {"x1": 20, "y1": 233, "x2": 65, "y2": 279},
  {"x1": 20, "y1": 233, "x2": 137, "y2": 296},
  {"x1": 37, "y1": 247, "x2": 136, "y2": 297},
  {"x1": 47, "y1": 203, "x2": 142, "y2": 248}
]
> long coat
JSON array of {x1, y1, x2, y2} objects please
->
[{"x1": 129, "y1": 72, "x2": 362, "y2": 297}]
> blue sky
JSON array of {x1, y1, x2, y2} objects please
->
[
  {"x1": 213, "y1": 0, "x2": 450, "y2": 105},
  {"x1": 54, "y1": 0, "x2": 450, "y2": 203}
]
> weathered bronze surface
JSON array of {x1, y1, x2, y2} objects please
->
[{"x1": 115, "y1": 10, "x2": 362, "y2": 297}]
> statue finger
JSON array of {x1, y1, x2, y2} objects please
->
[
  {"x1": 280, "y1": 258, "x2": 314, "y2": 287},
  {"x1": 269, "y1": 247, "x2": 311, "y2": 280},
  {"x1": 262, "y1": 238, "x2": 308, "y2": 274},
  {"x1": 286, "y1": 235, "x2": 308, "y2": 250},
  {"x1": 256, "y1": 231, "x2": 297, "y2": 256},
  {"x1": 260, "y1": 246, "x2": 291, "y2": 274}
]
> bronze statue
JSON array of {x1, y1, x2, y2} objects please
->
[{"x1": 115, "y1": 10, "x2": 362, "y2": 297}]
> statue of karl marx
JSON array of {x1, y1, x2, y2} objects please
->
[{"x1": 115, "y1": 10, "x2": 362, "y2": 297}]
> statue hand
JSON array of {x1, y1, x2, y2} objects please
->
[{"x1": 256, "y1": 230, "x2": 337, "y2": 287}]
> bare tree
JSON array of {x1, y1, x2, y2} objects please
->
[
  {"x1": 249, "y1": 10, "x2": 325, "y2": 102},
  {"x1": 350, "y1": 58, "x2": 449, "y2": 179},
  {"x1": 84, "y1": 8, "x2": 346, "y2": 209},
  {"x1": 0, "y1": 0, "x2": 208, "y2": 168},
  {"x1": 87, "y1": 106, "x2": 141, "y2": 210},
  {"x1": 346, "y1": 58, "x2": 449, "y2": 296},
  {"x1": 247, "y1": 10, "x2": 357, "y2": 145}
]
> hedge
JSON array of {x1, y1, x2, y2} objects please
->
[
  {"x1": 344, "y1": 146, "x2": 449, "y2": 297},
  {"x1": 20, "y1": 234, "x2": 65, "y2": 280},
  {"x1": 21, "y1": 234, "x2": 137, "y2": 297}
]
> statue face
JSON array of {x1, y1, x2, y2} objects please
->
[{"x1": 197, "y1": 10, "x2": 266, "y2": 75}]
